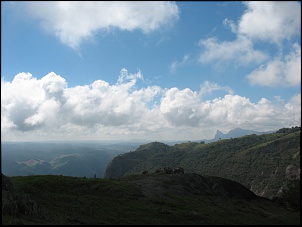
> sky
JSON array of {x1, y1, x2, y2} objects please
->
[{"x1": 1, "y1": 1, "x2": 301, "y2": 142}]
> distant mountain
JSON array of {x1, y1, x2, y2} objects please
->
[
  {"x1": 1, "y1": 142, "x2": 140, "y2": 178},
  {"x1": 161, "y1": 128, "x2": 274, "y2": 145},
  {"x1": 204, "y1": 127, "x2": 273, "y2": 143}
]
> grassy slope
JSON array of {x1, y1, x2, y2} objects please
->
[
  {"x1": 108, "y1": 130, "x2": 300, "y2": 199},
  {"x1": 2, "y1": 174, "x2": 300, "y2": 225}
]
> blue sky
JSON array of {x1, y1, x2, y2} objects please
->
[{"x1": 1, "y1": 1, "x2": 301, "y2": 142}]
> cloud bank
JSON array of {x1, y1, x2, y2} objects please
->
[
  {"x1": 23, "y1": 1, "x2": 180, "y2": 49},
  {"x1": 1, "y1": 70, "x2": 300, "y2": 141}
]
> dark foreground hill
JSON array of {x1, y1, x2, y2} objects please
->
[{"x1": 2, "y1": 173, "x2": 300, "y2": 225}]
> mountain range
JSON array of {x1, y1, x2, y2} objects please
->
[
  {"x1": 161, "y1": 127, "x2": 273, "y2": 145},
  {"x1": 203, "y1": 127, "x2": 273, "y2": 143},
  {"x1": 2, "y1": 126, "x2": 300, "y2": 224},
  {"x1": 1, "y1": 127, "x2": 271, "y2": 178}
]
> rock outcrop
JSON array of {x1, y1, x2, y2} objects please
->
[{"x1": 2, "y1": 173, "x2": 46, "y2": 219}]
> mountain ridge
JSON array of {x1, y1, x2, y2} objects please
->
[{"x1": 103, "y1": 127, "x2": 300, "y2": 200}]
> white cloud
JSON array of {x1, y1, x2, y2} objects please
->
[
  {"x1": 40, "y1": 72, "x2": 67, "y2": 103},
  {"x1": 223, "y1": 18, "x2": 237, "y2": 33},
  {"x1": 23, "y1": 1, "x2": 180, "y2": 49},
  {"x1": 239, "y1": 1, "x2": 301, "y2": 44},
  {"x1": 160, "y1": 87, "x2": 203, "y2": 127},
  {"x1": 1, "y1": 70, "x2": 300, "y2": 141},
  {"x1": 201, "y1": 94, "x2": 300, "y2": 130},
  {"x1": 285, "y1": 93, "x2": 301, "y2": 123},
  {"x1": 24, "y1": 99, "x2": 60, "y2": 128},
  {"x1": 198, "y1": 36, "x2": 268, "y2": 67},
  {"x1": 169, "y1": 54, "x2": 190, "y2": 73},
  {"x1": 117, "y1": 68, "x2": 143, "y2": 85},
  {"x1": 246, "y1": 43, "x2": 301, "y2": 87},
  {"x1": 198, "y1": 1, "x2": 301, "y2": 88},
  {"x1": 199, "y1": 81, "x2": 234, "y2": 97}
]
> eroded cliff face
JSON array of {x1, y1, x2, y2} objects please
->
[
  {"x1": 248, "y1": 137, "x2": 300, "y2": 199},
  {"x1": 250, "y1": 165, "x2": 300, "y2": 199}
]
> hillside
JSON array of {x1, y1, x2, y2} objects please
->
[
  {"x1": 2, "y1": 173, "x2": 300, "y2": 225},
  {"x1": 104, "y1": 127, "x2": 300, "y2": 199}
]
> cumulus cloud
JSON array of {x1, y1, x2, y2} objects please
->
[
  {"x1": 238, "y1": 1, "x2": 301, "y2": 44},
  {"x1": 160, "y1": 87, "x2": 203, "y2": 127},
  {"x1": 23, "y1": 1, "x2": 179, "y2": 49},
  {"x1": 246, "y1": 43, "x2": 301, "y2": 87},
  {"x1": 1, "y1": 70, "x2": 300, "y2": 141},
  {"x1": 285, "y1": 94, "x2": 301, "y2": 123},
  {"x1": 1, "y1": 70, "x2": 161, "y2": 134},
  {"x1": 199, "y1": 35, "x2": 268, "y2": 67}
]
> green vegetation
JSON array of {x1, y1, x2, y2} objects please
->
[
  {"x1": 2, "y1": 174, "x2": 300, "y2": 225},
  {"x1": 104, "y1": 127, "x2": 300, "y2": 201},
  {"x1": 275, "y1": 126, "x2": 300, "y2": 134}
]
